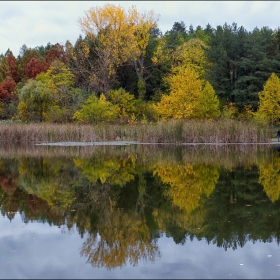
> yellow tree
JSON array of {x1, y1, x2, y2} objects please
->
[
  {"x1": 79, "y1": 3, "x2": 139, "y2": 94},
  {"x1": 257, "y1": 72, "x2": 280, "y2": 126},
  {"x1": 153, "y1": 67, "x2": 201, "y2": 119}
]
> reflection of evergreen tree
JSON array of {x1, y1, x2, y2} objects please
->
[{"x1": 200, "y1": 165, "x2": 280, "y2": 250}]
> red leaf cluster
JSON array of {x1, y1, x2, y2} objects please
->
[
  {"x1": 25, "y1": 57, "x2": 49, "y2": 79},
  {"x1": 7, "y1": 54, "x2": 19, "y2": 82},
  {"x1": 0, "y1": 78, "x2": 16, "y2": 101}
]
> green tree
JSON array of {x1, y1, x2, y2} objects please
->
[
  {"x1": 73, "y1": 94, "x2": 118, "y2": 124},
  {"x1": 195, "y1": 81, "x2": 220, "y2": 119},
  {"x1": 18, "y1": 79, "x2": 52, "y2": 122},
  {"x1": 36, "y1": 60, "x2": 84, "y2": 123},
  {"x1": 107, "y1": 88, "x2": 136, "y2": 121}
]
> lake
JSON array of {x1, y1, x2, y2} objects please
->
[{"x1": 0, "y1": 143, "x2": 280, "y2": 279}]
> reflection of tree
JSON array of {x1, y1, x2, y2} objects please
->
[
  {"x1": 68, "y1": 181, "x2": 160, "y2": 270},
  {"x1": 17, "y1": 157, "x2": 80, "y2": 212},
  {"x1": 259, "y1": 150, "x2": 280, "y2": 202},
  {"x1": 74, "y1": 154, "x2": 137, "y2": 186},
  {"x1": 154, "y1": 163, "x2": 219, "y2": 213},
  {"x1": 2, "y1": 145, "x2": 280, "y2": 260},
  {"x1": 0, "y1": 178, "x2": 62, "y2": 224},
  {"x1": 199, "y1": 165, "x2": 280, "y2": 250},
  {"x1": 80, "y1": 208, "x2": 160, "y2": 269}
]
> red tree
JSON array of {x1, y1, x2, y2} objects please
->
[
  {"x1": 0, "y1": 78, "x2": 16, "y2": 101},
  {"x1": 45, "y1": 43, "x2": 68, "y2": 64},
  {"x1": 25, "y1": 57, "x2": 49, "y2": 79},
  {"x1": 7, "y1": 54, "x2": 19, "y2": 82}
]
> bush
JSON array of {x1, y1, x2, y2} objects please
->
[{"x1": 73, "y1": 94, "x2": 118, "y2": 124}]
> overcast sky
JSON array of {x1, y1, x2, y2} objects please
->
[{"x1": 1, "y1": 1, "x2": 280, "y2": 56}]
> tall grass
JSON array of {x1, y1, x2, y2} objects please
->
[{"x1": 0, "y1": 119, "x2": 271, "y2": 143}]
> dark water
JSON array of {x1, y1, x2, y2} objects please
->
[{"x1": 0, "y1": 143, "x2": 280, "y2": 279}]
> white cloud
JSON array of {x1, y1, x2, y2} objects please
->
[{"x1": 1, "y1": 1, "x2": 280, "y2": 56}]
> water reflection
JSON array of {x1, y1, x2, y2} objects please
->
[{"x1": 0, "y1": 143, "x2": 279, "y2": 272}]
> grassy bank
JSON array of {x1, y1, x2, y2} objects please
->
[{"x1": 0, "y1": 119, "x2": 271, "y2": 143}]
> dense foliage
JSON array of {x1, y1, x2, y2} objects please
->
[{"x1": 2, "y1": 4, "x2": 280, "y2": 125}]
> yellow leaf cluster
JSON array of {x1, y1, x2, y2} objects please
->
[
  {"x1": 258, "y1": 72, "x2": 280, "y2": 125},
  {"x1": 154, "y1": 67, "x2": 201, "y2": 119}
]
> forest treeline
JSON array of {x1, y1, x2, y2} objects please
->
[{"x1": 1, "y1": 3, "x2": 280, "y2": 125}]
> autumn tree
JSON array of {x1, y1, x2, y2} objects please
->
[
  {"x1": 25, "y1": 57, "x2": 49, "y2": 79},
  {"x1": 78, "y1": 3, "x2": 139, "y2": 94},
  {"x1": 257, "y1": 72, "x2": 280, "y2": 126},
  {"x1": 154, "y1": 67, "x2": 201, "y2": 119},
  {"x1": 6, "y1": 51, "x2": 19, "y2": 82},
  {"x1": 17, "y1": 47, "x2": 41, "y2": 82},
  {"x1": 0, "y1": 78, "x2": 16, "y2": 101},
  {"x1": 0, "y1": 50, "x2": 18, "y2": 84},
  {"x1": 45, "y1": 43, "x2": 68, "y2": 64},
  {"x1": 19, "y1": 59, "x2": 82, "y2": 123}
]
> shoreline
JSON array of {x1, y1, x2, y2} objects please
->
[{"x1": 34, "y1": 140, "x2": 278, "y2": 146}]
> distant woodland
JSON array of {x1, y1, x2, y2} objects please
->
[{"x1": 1, "y1": 3, "x2": 280, "y2": 126}]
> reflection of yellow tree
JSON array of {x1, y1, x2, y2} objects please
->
[
  {"x1": 79, "y1": 195, "x2": 160, "y2": 269},
  {"x1": 259, "y1": 154, "x2": 280, "y2": 202},
  {"x1": 74, "y1": 155, "x2": 137, "y2": 186},
  {"x1": 154, "y1": 163, "x2": 219, "y2": 213}
]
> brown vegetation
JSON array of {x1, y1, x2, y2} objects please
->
[{"x1": 0, "y1": 119, "x2": 270, "y2": 144}]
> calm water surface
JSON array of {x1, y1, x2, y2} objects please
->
[{"x1": 0, "y1": 143, "x2": 280, "y2": 279}]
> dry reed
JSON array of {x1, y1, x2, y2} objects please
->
[{"x1": 0, "y1": 119, "x2": 271, "y2": 144}]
